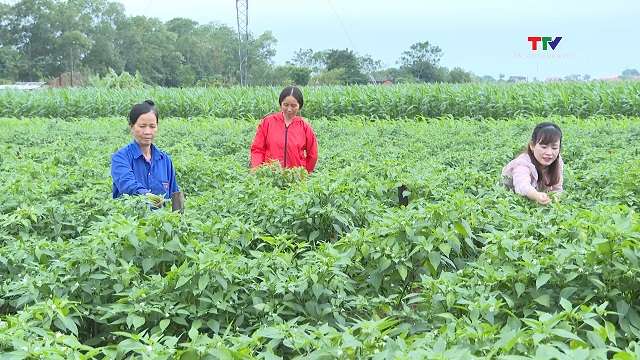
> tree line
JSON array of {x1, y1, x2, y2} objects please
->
[{"x1": 0, "y1": 0, "x2": 476, "y2": 87}]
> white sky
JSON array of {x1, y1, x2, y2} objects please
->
[{"x1": 114, "y1": 0, "x2": 639, "y2": 80}]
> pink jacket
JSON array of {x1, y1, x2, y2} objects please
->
[{"x1": 502, "y1": 153, "x2": 563, "y2": 195}]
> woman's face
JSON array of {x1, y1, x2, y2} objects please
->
[
  {"x1": 130, "y1": 112, "x2": 158, "y2": 147},
  {"x1": 281, "y1": 95, "x2": 300, "y2": 119},
  {"x1": 530, "y1": 139, "x2": 560, "y2": 167}
]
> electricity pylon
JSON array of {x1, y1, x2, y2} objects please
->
[{"x1": 236, "y1": 0, "x2": 249, "y2": 87}]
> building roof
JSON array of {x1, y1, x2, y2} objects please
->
[{"x1": 0, "y1": 82, "x2": 48, "y2": 90}]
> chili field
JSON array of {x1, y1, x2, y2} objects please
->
[{"x1": 1, "y1": 97, "x2": 640, "y2": 358}]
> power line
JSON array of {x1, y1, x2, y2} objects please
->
[
  {"x1": 143, "y1": 0, "x2": 155, "y2": 13},
  {"x1": 326, "y1": 0, "x2": 378, "y2": 82},
  {"x1": 326, "y1": 0, "x2": 357, "y2": 52}
]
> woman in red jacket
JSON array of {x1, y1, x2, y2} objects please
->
[{"x1": 250, "y1": 86, "x2": 318, "y2": 173}]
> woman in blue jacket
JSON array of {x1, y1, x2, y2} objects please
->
[{"x1": 111, "y1": 100, "x2": 179, "y2": 207}]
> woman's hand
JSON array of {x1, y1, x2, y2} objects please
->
[
  {"x1": 548, "y1": 191, "x2": 562, "y2": 203},
  {"x1": 527, "y1": 189, "x2": 551, "y2": 205},
  {"x1": 145, "y1": 193, "x2": 165, "y2": 207}
]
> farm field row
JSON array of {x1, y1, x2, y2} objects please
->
[
  {"x1": 0, "y1": 115, "x2": 639, "y2": 358},
  {"x1": 1, "y1": 81, "x2": 639, "y2": 119}
]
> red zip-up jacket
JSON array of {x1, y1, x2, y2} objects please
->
[{"x1": 250, "y1": 112, "x2": 318, "y2": 172}]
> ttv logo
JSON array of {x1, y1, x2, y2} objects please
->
[{"x1": 527, "y1": 36, "x2": 562, "y2": 50}]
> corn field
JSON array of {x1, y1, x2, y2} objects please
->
[{"x1": 1, "y1": 81, "x2": 639, "y2": 119}]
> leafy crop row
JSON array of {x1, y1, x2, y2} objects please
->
[
  {"x1": 1, "y1": 81, "x2": 639, "y2": 119},
  {"x1": 0, "y1": 115, "x2": 639, "y2": 358}
]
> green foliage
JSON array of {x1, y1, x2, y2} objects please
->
[
  {"x1": 325, "y1": 49, "x2": 369, "y2": 85},
  {"x1": 310, "y1": 68, "x2": 346, "y2": 86},
  {"x1": 0, "y1": 115, "x2": 639, "y2": 358},
  {"x1": 449, "y1": 67, "x2": 475, "y2": 83},
  {"x1": 621, "y1": 68, "x2": 640, "y2": 78},
  {"x1": 2, "y1": 82, "x2": 640, "y2": 119},
  {"x1": 399, "y1": 41, "x2": 447, "y2": 83},
  {"x1": 195, "y1": 74, "x2": 235, "y2": 88},
  {"x1": 0, "y1": 0, "x2": 278, "y2": 87},
  {"x1": 86, "y1": 68, "x2": 149, "y2": 89},
  {"x1": 251, "y1": 160, "x2": 308, "y2": 188},
  {"x1": 286, "y1": 65, "x2": 312, "y2": 86}
]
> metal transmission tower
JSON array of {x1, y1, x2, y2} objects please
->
[{"x1": 235, "y1": 0, "x2": 249, "y2": 87}]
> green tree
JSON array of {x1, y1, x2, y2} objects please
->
[
  {"x1": 59, "y1": 30, "x2": 92, "y2": 82},
  {"x1": 0, "y1": 0, "x2": 284, "y2": 86},
  {"x1": 291, "y1": 48, "x2": 326, "y2": 75},
  {"x1": 197, "y1": 23, "x2": 238, "y2": 85},
  {"x1": 0, "y1": 2, "x2": 18, "y2": 81},
  {"x1": 398, "y1": 41, "x2": 445, "y2": 83},
  {"x1": 448, "y1": 67, "x2": 474, "y2": 83},
  {"x1": 249, "y1": 30, "x2": 277, "y2": 64},
  {"x1": 3, "y1": 0, "x2": 128, "y2": 82},
  {"x1": 166, "y1": 18, "x2": 202, "y2": 66},
  {"x1": 245, "y1": 30, "x2": 278, "y2": 85},
  {"x1": 621, "y1": 68, "x2": 639, "y2": 78},
  {"x1": 371, "y1": 67, "x2": 418, "y2": 83},
  {"x1": 480, "y1": 75, "x2": 496, "y2": 82},
  {"x1": 357, "y1": 54, "x2": 383, "y2": 76},
  {"x1": 57, "y1": 0, "x2": 124, "y2": 76},
  {"x1": 0, "y1": 47, "x2": 25, "y2": 82},
  {"x1": 310, "y1": 68, "x2": 345, "y2": 85},
  {"x1": 10, "y1": 0, "x2": 60, "y2": 80},
  {"x1": 80, "y1": 0, "x2": 127, "y2": 76},
  {"x1": 116, "y1": 16, "x2": 183, "y2": 86},
  {"x1": 286, "y1": 65, "x2": 311, "y2": 86},
  {"x1": 0, "y1": 3, "x2": 12, "y2": 47},
  {"x1": 166, "y1": 18, "x2": 210, "y2": 86},
  {"x1": 247, "y1": 63, "x2": 309, "y2": 87},
  {"x1": 325, "y1": 49, "x2": 368, "y2": 85}
]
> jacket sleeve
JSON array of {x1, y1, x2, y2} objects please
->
[
  {"x1": 111, "y1": 151, "x2": 149, "y2": 197},
  {"x1": 304, "y1": 122, "x2": 318, "y2": 173},
  {"x1": 250, "y1": 119, "x2": 267, "y2": 168},
  {"x1": 511, "y1": 164, "x2": 535, "y2": 196}
]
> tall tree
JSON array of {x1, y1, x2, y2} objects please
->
[
  {"x1": 357, "y1": 54, "x2": 383, "y2": 76},
  {"x1": 198, "y1": 22, "x2": 240, "y2": 85},
  {"x1": 10, "y1": 0, "x2": 60, "y2": 80},
  {"x1": 398, "y1": 41, "x2": 445, "y2": 83},
  {"x1": 0, "y1": 3, "x2": 12, "y2": 47},
  {"x1": 79, "y1": 0, "x2": 127, "y2": 76},
  {"x1": 291, "y1": 48, "x2": 326, "y2": 75},
  {"x1": 0, "y1": 47, "x2": 25, "y2": 82},
  {"x1": 116, "y1": 16, "x2": 183, "y2": 86},
  {"x1": 480, "y1": 75, "x2": 496, "y2": 82},
  {"x1": 325, "y1": 49, "x2": 368, "y2": 85},
  {"x1": 246, "y1": 30, "x2": 277, "y2": 85},
  {"x1": 448, "y1": 67, "x2": 474, "y2": 83},
  {"x1": 621, "y1": 68, "x2": 639, "y2": 78}
]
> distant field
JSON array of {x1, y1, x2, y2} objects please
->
[
  {"x1": 1, "y1": 81, "x2": 639, "y2": 119},
  {"x1": 1, "y1": 114, "x2": 639, "y2": 358}
]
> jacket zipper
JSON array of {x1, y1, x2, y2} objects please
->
[{"x1": 283, "y1": 125, "x2": 289, "y2": 168}]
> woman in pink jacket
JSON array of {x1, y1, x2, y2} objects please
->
[
  {"x1": 250, "y1": 86, "x2": 318, "y2": 173},
  {"x1": 502, "y1": 122, "x2": 563, "y2": 205}
]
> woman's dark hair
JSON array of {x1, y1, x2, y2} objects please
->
[
  {"x1": 129, "y1": 100, "x2": 159, "y2": 126},
  {"x1": 526, "y1": 122, "x2": 562, "y2": 188},
  {"x1": 278, "y1": 86, "x2": 304, "y2": 109}
]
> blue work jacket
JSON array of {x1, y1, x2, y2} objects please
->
[{"x1": 111, "y1": 141, "x2": 179, "y2": 199}]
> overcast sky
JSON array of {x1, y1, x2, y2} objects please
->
[{"x1": 114, "y1": 0, "x2": 638, "y2": 80}]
